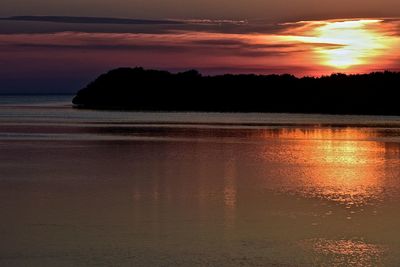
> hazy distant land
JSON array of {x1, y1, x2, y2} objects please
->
[{"x1": 73, "y1": 68, "x2": 400, "y2": 115}]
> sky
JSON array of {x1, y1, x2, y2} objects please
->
[
  {"x1": 2, "y1": 0, "x2": 400, "y2": 20},
  {"x1": 1, "y1": 1, "x2": 400, "y2": 93}
]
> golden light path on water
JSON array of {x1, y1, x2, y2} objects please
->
[
  {"x1": 261, "y1": 128, "x2": 386, "y2": 207},
  {"x1": 257, "y1": 128, "x2": 393, "y2": 265}
]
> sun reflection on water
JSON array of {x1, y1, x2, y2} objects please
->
[
  {"x1": 223, "y1": 158, "x2": 237, "y2": 230},
  {"x1": 300, "y1": 238, "x2": 387, "y2": 266},
  {"x1": 262, "y1": 128, "x2": 387, "y2": 207}
]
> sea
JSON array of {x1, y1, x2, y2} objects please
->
[{"x1": 1, "y1": 95, "x2": 400, "y2": 266}]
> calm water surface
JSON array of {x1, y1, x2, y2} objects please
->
[{"x1": 1, "y1": 95, "x2": 400, "y2": 266}]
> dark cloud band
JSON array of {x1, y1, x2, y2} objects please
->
[{"x1": 0, "y1": 16, "x2": 184, "y2": 25}]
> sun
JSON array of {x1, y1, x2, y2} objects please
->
[
  {"x1": 313, "y1": 20, "x2": 387, "y2": 69},
  {"x1": 284, "y1": 19, "x2": 393, "y2": 70}
]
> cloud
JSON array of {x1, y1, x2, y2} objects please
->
[
  {"x1": 0, "y1": 31, "x2": 303, "y2": 59},
  {"x1": 9, "y1": 43, "x2": 187, "y2": 53},
  {"x1": 2, "y1": 15, "x2": 400, "y2": 37},
  {"x1": 191, "y1": 38, "x2": 295, "y2": 48},
  {"x1": 1, "y1": 16, "x2": 184, "y2": 25},
  {"x1": 193, "y1": 65, "x2": 318, "y2": 76},
  {"x1": 0, "y1": 16, "x2": 291, "y2": 35},
  {"x1": 2, "y1": 16, "x2": 251, "y2": 26},
  {"x1": 1, "y1": 17, "x2": 395, "y2": 61}
]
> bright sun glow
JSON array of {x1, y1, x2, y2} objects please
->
[
  {"x1": 286, "y1": 19, "x2": 393, "y2": 69},
  {"x1": 315, "y1": 20, "x2": 387, "y2": 69}
]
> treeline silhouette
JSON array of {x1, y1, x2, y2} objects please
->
[{"x1": 73, "y1": 67, "x2": 400, "y2": 115}]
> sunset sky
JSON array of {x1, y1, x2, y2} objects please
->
[{"x1": 1, "y1": 1, "x2": 400, "y2": 93}]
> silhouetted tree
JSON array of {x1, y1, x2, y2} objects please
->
[{"x1": 72, "y1": 67, "x2": 400, "y2": 115}]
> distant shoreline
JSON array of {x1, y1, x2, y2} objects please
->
[{"x1": 73, "y1": 67, "x2": 400, "y2": 116}]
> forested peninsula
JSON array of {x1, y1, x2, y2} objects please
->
[{"x1": 73, "y1": 67, "x2": 400, "y2": 115}]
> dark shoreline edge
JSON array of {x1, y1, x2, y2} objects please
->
[{"x1": 72, "y1": 67, "x2": 400, "y2": 116}]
